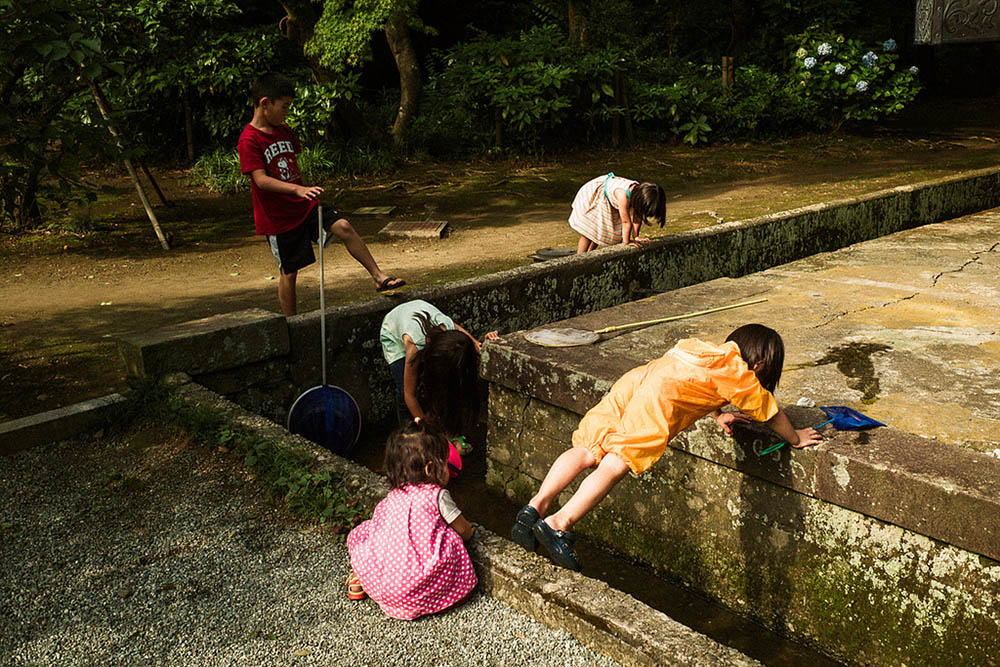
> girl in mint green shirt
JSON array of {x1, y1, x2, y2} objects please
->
[{"x1": 380, "y1": 300, "x2": 498, "y2": 451}]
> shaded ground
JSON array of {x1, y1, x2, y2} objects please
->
[
  {"x1": 0, "y1": 417, "x2": 619, "y2": 666},
  {"x1": 1, "y1": 96, "x2": 998, "y2": 421}
]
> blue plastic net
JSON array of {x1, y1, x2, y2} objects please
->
[
  {"x1": 287, "y1": 385, "x2": 361, "y2": 456},
  {"x1": 819, "y1": 405, "x2": 885, "y2": 430}
]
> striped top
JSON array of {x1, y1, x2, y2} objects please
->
[{"x1": 567, "y1": 173, "x2": 637, "y2": 246}]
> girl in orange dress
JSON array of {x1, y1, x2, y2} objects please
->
[
  {"x1": 510, "y1": 324, "x2": 823, "y2": 570},
  {"x1": 568, "y1": 173, "x2": 666, "y2": 253}
]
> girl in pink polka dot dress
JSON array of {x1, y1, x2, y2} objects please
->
[{"x1": 346, "y1": 420, "x2": 478, "y2": 620}]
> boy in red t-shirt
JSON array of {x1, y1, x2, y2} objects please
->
[{"x1": 237, "y1": 73, "x2": 405, "y2": 316}]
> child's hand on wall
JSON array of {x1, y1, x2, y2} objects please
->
[
  {"x1": 791, "y1": 427, "x2": 823, "y2": 449},
  {"x1": 715, "y1": 411, "x2": 752, "y2": 435}
]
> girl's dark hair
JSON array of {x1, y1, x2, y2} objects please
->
[
  {"x1": 383, "y1": 420, "x2": 451, "y2": 489},
  {"x1": 725, "y1": 324, "x2": 785, "y2": 393},
  {"x1": 630, "y1": 182, "x2": 666, "y2": 228},
  {"x1": 413, "y1": 311, "x2": 480, "y2": 436},
  {"x1": 251, "y1": 73, "x2": 295, "y2": 106}
]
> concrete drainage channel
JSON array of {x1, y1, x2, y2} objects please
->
[{"x1": 167, "y1": 380, "x2": 765, "y2": 667}]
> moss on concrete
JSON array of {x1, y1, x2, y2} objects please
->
[{"x1": 485, "y1": 383, "x2": 1000, "y2": 664}]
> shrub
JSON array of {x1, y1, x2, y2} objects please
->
[
  {"x1": 419, "y1": 25, "x2": 627, "y2": 152},
  {"x1": 189, "y1": 142, "x2": 394, "y2": 194},
  {"x1": 786, "y1": 28, "x2": 921, "y2": 130},
  {"x1": 189, "y1": 148, "x2": 245, "y2": 194}
]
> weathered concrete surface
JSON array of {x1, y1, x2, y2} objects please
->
[
  {"x1": 117, "y1": 168, "x2": 1000, "y2": 428},
  {"x1": 118, "y1": 308, "x2": 288, "y2": 380},
  {"x1": 482, "y1": 209, "x2": 1000, "y2": 665},
  {"x1": 0, "y1": 393, "x2": 125, "y2": 455},
  {"x1": 173, "y1": 379, "x2": 759, "y2": 667}
]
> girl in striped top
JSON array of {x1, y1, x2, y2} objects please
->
[{"x1": 568, "y1": 173, "x2": 666, "y2": 253}]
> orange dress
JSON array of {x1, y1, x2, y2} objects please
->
[{"x1": 572, "y1": 339, "x2": 780, "y2": 474}]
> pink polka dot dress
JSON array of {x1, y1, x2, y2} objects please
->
[{"x1": 347, "y1": 483, "x2": 477, "y2": 620}]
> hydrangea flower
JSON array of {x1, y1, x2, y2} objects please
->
[
  {"x1": 856, "y1": 80, "x2": 869, "y2": 92},
  {"x1": 817, "y1": 42, "x2": 833, "y2": 56},
  {"x1": 835, "y1": 63, "x2": 847, "y2": 76},
  {"x1": 861, "y1": 51, "x2": 878, "y2": 68},
  {"x1": 796, "y1": 47, "x2": 808, "y2": 59},
  {"x1": 883, "y1": 39, "x2": 897, "y2": 52},
  {"x1": 909, "y1": 65, "x2": 920, "y2": 75},
  {"x1": 804, "y1": 56, "x2": 817, "y2": 70}
]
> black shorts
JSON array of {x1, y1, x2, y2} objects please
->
[{"x1": 266, "y1": 205, "x2": 339, "y2": 275}]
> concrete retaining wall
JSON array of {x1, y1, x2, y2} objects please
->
[
  {"x1": 483, "y1": 379, "x2": 1000, "y2": 666},
  {"x1": 118, "y1": 168, "x2": 1000, "y2": 429}
]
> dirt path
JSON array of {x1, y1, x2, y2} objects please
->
[{"x1": 2, "y1": 101, "x2": 999, "y2": 421}]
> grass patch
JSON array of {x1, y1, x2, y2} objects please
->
[{"x1": 108, "y1": 382, "x2": 367, "y2": 537}]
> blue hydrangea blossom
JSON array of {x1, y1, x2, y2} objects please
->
[
  {"x1": 817, "y1": 43, "x2": 833, "y2": 56},
  {"x1": 835, "y1": 63, "x2": 847, "y2": 76},
  {"x1": 909, "y1": 66, "x2": 920, "y2": 75},
  {"x1": 861, "y1": 51, "x2": 878, "y2": 68},
  {"x1": 803, "y1": 57, "x2": 817, "y2": 70},
  {"x1": 883, "y1": 39, "x2": 897, "y2": 52},
  {"x1": 856, "y1": 80, "x2": 869, "y2": 92}
]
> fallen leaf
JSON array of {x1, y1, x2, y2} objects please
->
[
  {"x1": 100, "y1": 301, "x2": 113, "y2": 306},
  {"x1": 265, "y1": 276, "x2": 275, "y2": 281},
  {"x1": 87, "y1": 275, "x2": 95, "y2": 279},
  {"x1": 229, "y1": 272, "x2": 240, "y2": 276}
]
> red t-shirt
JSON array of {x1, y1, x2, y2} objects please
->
[{"x1": 237, "y1": 123, "x2": 318, "y2": 235}]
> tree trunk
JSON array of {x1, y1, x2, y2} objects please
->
[
  {"x1": 728, "y1": 0, "x2": 753, "y2": 58},
  {"x1": 722, "y1": 56, "x2": 735, "y2": 90},
  {"x1": 183, "y1": 92, "x2": 195, "y2": 164},
  {"x1": 89, "y1": 81, "x2": 171, "y2": 250},
  {"x1": 568, "y1": 0, "x2": 586, "y2": 44},
  {"x1": 280, "y1": 0, "x2": 374, "y2": 142},
  {"x1": 16, "y1": 163, "x2": 43, "y2": 229},
  {"x1": 384, "y1": 12, "x2": 421, "y2": 147}
]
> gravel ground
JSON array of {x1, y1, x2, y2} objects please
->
[{"x1": 0, "y1": 421, "x2": 619, "y2": 666}]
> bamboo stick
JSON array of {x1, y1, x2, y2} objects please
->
[{"x1": 593, "y1": 297, "x2": 767, "y2": 334}]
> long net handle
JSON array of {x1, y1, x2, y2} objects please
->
[
  {"x1": 318, "y1": 205, "x2": 326, "y2": 386},
  {"x1": 593, "y1": 297, "x2": 768, "y2": 335}
]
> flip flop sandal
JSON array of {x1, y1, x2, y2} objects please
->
[
  {"x1": 510, "y1": 505, "x2": 539, "y2": 552},
  {"x1": 450, "y1": 436, "x2": 473, "y2": 456},
  {"x1": 376, "y1": 277, "x2": 406, "y2": 292},
  {"x1": 532, "y1": 519, "x2": 581, "y2": 571},
  {"x1": 347, "y1": 573, "x2": 367, "y2": 601}
]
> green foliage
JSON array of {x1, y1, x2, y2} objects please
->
[
  {"x1": 286, "y1": 80, "x2": 362, "y2": 145},
  {"x1": 189, "y1": 148, "x2": 246, "y2": 194},
  {"x1": 308, "y1": 0, "x2": 426, "y2": 72},
  {"x1": 190, "y1": 142, "x2": 394, "y2": 194},
  {"x1": 419, "y1": 25, "x2": 627, "y2": 151},
  {"x1": 0, "y1": 0, "x2": 118, "y2": 229},
  {"x1": 679, "y1": 114, "x2": 712, "y2": 145},
  {"x1": 787, "y1": 28, "x2": 921, "y2": 130}
]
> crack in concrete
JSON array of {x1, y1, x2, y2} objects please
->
[
  {"x1": 513, "y1": 394, "x2": 532, "y2": 457},
  {"x1": 810, "y1": 243, "x2": 1000, "y2": 329}
]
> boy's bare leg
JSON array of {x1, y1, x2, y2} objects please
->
[
  {"x1": 278, "y1": 270, "x2": 298, "y2": 317},
  {"x1": 544, "y1": 452, "x2": 630, "y2": 533},
  {"x1": 528, "y1": 446, "x2": 596, "y2": 517},
  {"x1": 328, "y1": 218, "x2": 398, "y2": 288}
]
